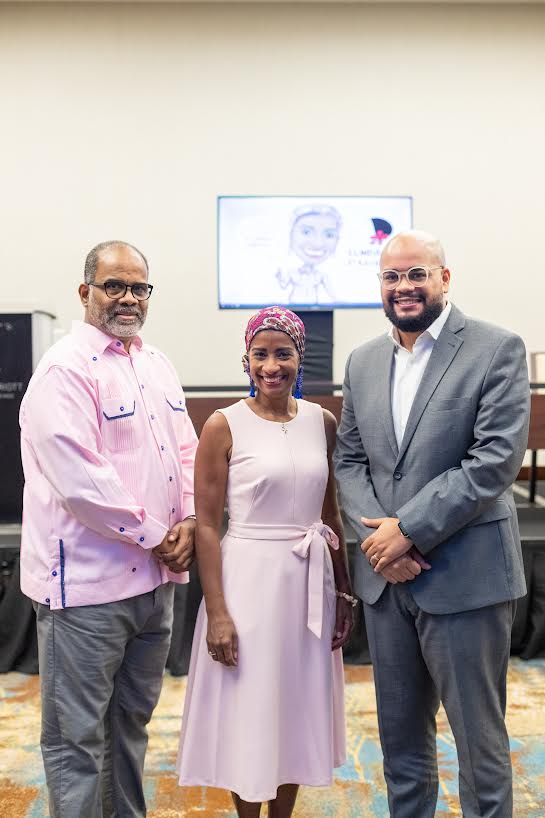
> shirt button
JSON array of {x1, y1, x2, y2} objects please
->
[
  {"x1": 132, "y1": 567, "x2": 136, "y2": 572},
  {"x1": 171, "y1": 507, "x2": 175, "y2": 513},
  {"x1": 45, "y1": 597, "x2": 50, "y2": 604},
  {"x1": 92, "y1": 356, "x2": 97, "y2": 361},
  {"x1": 393, "y1": 471, "x2": 402, "y2": 481},
  {"x1": 52, "y1": 570, "x2": 57, "y2": 577},
  {"x1": 140, "y1": 384, "x2": 144, "y2": 389},
  {"x1": 139, "y1": 536, "x2": 145, "y2": 542},
  {"x1": 120, "y1": 527, "x2": 125, "y2": 532},
  {"x1": 161, "y1": 445, "x2": 165, "y2": 451},
  {"x1": 150, "y1": 414, "x2": 155, "y2": 420},
  {"x1": 116, "y1": 341, "x2": 122, "y2": 347},
  {"x1": 169, "y1": 476, "x2": 173, "y2": 482},
  {"x1": 120, "y1": 406, "x2": 124, "y2": 411}
]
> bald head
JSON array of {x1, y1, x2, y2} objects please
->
[
  {"x1": 380, "y1": 230, "x2": 446, "y2": 269},
  {"x1": 378, "y1": 229, "x2": 450, "y2": 338}
]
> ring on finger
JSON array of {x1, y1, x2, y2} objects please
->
[
  {"x1": 370, "y1": 554, "x2": 379, "y2": 565},
  {"x1": 208, "y1": 649, "x2": 217, "y2": 657}
]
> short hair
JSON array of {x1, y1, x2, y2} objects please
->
[
  {"x1": 83, "y1": 241, "x2": 149, "y2": 284},
  {"x1": 381, "y1": 230, "x2": 446, "y2": 267}
]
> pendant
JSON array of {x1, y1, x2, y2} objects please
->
[{"x1": 281, "y1": 423, "x2": 288, "y2": 434}]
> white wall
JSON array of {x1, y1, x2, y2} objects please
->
[{"x1": 1, "y1": 2, "x2": 544, "y2": 385}]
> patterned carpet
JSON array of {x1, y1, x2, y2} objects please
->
[{"x1": 1, "y1": 660, "x2": 544, "y2": 817}]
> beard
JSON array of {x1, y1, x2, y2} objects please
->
[
  {"x1": 383, "y1": 295, "x2": 444, "y2": 333},
  {"x1": 87, "y1": 300, "x2": 146, "y2": 338}
]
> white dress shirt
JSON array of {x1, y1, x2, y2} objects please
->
[{"x1": 390, "y1": 302, "x2": 452, "y2": 447}]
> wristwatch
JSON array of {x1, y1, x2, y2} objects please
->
[{"x1": 398, "y1": 520, "x2": 411, "y2": 540}]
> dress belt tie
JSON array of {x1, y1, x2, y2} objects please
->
[{"x1": 227, "y1": 520, "x2": 339, "y2": 639}]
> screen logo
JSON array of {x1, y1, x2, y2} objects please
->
[{"x1": 371, "y1": 218, "x2": 393, "y2": 244}]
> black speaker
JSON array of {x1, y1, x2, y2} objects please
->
[
  {"x1": 0, "y1": 315, "x2": 33, "y2": 522},
  {"x1": 0, "y1": 312, "x2": 54, "y2": 523}
]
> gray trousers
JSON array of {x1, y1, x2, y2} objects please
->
[
  {"x1": 364, "y1": 584, "x2": 514, "y2": 818},
  {"x1": 34, "y1": 583, "x2": 174, "y2": 818}
]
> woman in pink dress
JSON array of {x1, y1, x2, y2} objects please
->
[{"x1": 177, "y1": 306, "x2": 356, "y2": 817}]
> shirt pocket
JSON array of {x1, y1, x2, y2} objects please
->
[
  {"x1": 165, "y1": 392, "x2": 186, "y2": 413},
  {"x1": 101, "y1": 398, "x2": 140, "y2": 452}
]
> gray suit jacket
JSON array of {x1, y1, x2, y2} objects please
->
[{"x1": 334, "y1": 304, "x2": 530, "y2": 614}]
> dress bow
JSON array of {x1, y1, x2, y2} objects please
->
[{"x1": 292, "y1": 522, "x2": 339, "y2": 638}]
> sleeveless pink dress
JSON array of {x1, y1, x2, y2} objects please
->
[{"x1": 176, "y1": 399, "x2": 346, "y2": 802}]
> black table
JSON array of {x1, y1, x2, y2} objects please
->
[
  {"x1": 168, "y1": 506, "x2": 545, "y2": 673},
  {"x1": 0, "y1": 526, "x2": 38, "y2": 673},
  {"x1": 2, "y1": 508, "x2": 545, "y2": 675},
  {"x1": 510, "y1": 506, "x2": 545, "y2": 658}
]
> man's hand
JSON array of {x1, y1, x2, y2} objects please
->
[
  {"x1": 153, "y1": 518, "x2": 196, "y2": 574},
  {"x1": 361, "y1": 516, "x2": 412, "y2": 572},
  {"x1": 379, "y1": 546, "x2": 431, "y2": 584}
]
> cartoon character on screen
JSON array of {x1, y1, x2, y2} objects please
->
[{"x1": 276, "y1": 204, "x2": 341, "y2": 304}]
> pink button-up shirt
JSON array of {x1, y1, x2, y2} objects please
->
[{"x1": 20, "y1": 321, "x2": 198, "y2": 609}]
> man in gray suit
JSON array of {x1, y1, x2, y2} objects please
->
[{"x1": 334, "y1": 230, "x2": 530, "y2": 818}]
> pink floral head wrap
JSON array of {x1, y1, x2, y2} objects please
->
[{"x1": 242, "y1": 306, "x2": 305, "y2": 376}]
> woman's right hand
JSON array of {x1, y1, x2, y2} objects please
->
[{"x1": 206, "y1": 609, "x2": 239, "y2": 667}]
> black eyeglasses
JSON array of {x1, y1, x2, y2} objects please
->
[{"x1": 89, "y1": 281, "x2": 154, "y2": 301}]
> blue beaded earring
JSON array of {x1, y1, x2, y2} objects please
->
[
  {"x1": 294, "y1": 367, "x2": 304, "y2": 399},
  {"x1": 249, "y1": 377, "x2": 256, "y2": 397}
]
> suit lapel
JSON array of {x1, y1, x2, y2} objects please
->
[
  {"x1": 374, "y1": 338, "x2": 398, "y2": 458},
  {"x1": 395, "y1": 305, "x2": 465, "y2": 466}
]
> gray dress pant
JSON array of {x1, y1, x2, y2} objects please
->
[
  {"x1": 34, "y1": 583, "x2": 174, "y2": 818},
  {"x1": 364, "y1": 584, "x2": 514, "y2": 818}
]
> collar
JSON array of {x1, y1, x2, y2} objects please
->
[
  {"x1": 71, "y1": 320, "x2": 143, "y2": 355},
  {"x1": 388, "y1": 301, "x2": 452, "y2": 350}
]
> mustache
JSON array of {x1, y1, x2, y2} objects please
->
[
  {"x1": 110, "y1": 307, "x2": 142, "y2": 315},
  {"x1": 390, "y1": 295, "x2": 424, "y2": 302}
]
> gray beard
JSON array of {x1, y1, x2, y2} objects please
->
[
  {"x1": 87, "y1": 301, "x2": 145, "y2": 338},
  {"x1": 104, "y1": 313, "x2": 145, "y2": 337},
  {"x1": 383, "y1": 298, "x2": 444, "y2": 333}
]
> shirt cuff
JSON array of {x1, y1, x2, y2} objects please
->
[{"x1": 121, "y1": 515, "x2": 168, "y2": 550}]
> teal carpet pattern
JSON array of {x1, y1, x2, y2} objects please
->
[{"x1": 1, "y1": 660, "x2": 545, "y2": 816}]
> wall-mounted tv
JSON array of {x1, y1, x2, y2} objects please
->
[{"x1": 218, "y1": 195, "x2": 413, "y2": 310}]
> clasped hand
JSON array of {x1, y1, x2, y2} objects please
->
[
  {"x1": 153, "y1": 519, "x2": 196, "y2": 573},
  {"x1": 361, "y1": 517, "x2": 431, "y2": 583}
]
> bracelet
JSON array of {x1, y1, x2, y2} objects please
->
[{"x1": 335, "y1": 590, "x2": 358, "y2": 607}]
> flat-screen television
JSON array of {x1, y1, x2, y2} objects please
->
[{"x1": 218, "y1": 195, "x2": 413, "y2": 309}]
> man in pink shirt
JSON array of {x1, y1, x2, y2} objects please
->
[{"x1": 20, "y1": 240, "x2": 198, "y2": 818}]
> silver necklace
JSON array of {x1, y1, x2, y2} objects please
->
[{"x1": 281, "y1": 422, "x2": 288, "y2": 434}]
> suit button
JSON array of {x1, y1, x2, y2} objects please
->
[{"x1": 393, "y1": 471, "x2": 402, "y2": 480}]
